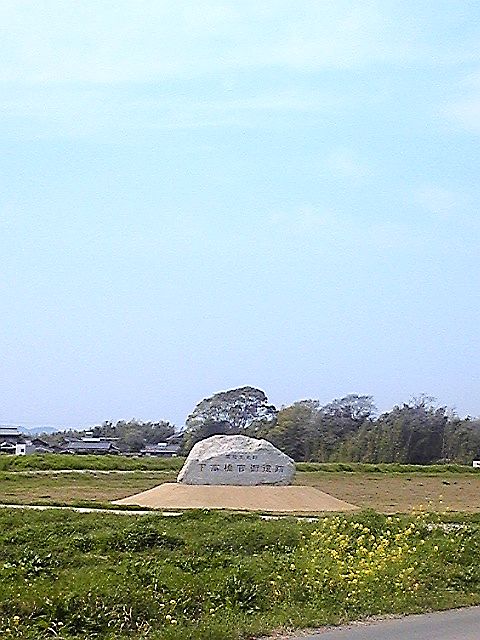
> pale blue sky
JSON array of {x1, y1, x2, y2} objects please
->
[{"x1": 1, "y1": 1, "x2": 479, "y2": 428}]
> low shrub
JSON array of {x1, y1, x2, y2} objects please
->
[
  {"x1": 0, "y1": 454, "x2": 184, "y2": 472},
  {"x1": 296, "y1": 462, "x2": 478, "y2": 473}
]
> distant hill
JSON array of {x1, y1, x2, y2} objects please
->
[{"x1": 22, "y1": 426, "x2": 66, "y2": 436}]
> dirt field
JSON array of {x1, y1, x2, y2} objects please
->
[
  {"x1": 298, "y1": 472, "x2": 480, "y2": 513},
  {"x1": 114, "y1": 483, "x2": 358, "y2": 513},
  {"x1": 0, "y1": 470, "x2": 479, "y2": 513}
]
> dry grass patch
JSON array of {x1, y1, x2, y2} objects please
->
[
  {"x1": 0, "y1": 471, "x2": 177, "y2": 505},
  {"x1": 297, "y1": 472, "x2": 480, "y2": 513},
  {"x1": 1, "y1": 470, "x2": 479, "y2": 514}
]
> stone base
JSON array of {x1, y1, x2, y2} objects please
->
[{"x1": 113, "y1": 483, "x2": 358, "y2": 513}]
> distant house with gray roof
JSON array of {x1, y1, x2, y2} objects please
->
[
  {"x1": 0, "y1": 427, "x2": 24, "y2": 454},
  {"x1": 61, "y1": 438, "x2": 119, "y2": 455},
  {"x1": 139, "y1": 442, "x2": 181, "y2": 457},
  {"x1": 139, "y1": 432, "x2": 184, "y2": 457}
]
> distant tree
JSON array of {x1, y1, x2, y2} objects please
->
[
  {"x1": 260, "y1": 395, "x2": 376, "y2": 462},
  {"x1": 264, "y1": 400, "x2": 320, "y2": 461},
  {"x1": 340, "y1": 396, "x2": 449, "y2": 464},
  {"x1": 321, "y1": 394, "x2": 376, "y2": 423},
  {"x1": 183, "y1": 386, "x2": 277, "y2": 451},
  {"x1": 316, "y1": 395, "x2": 376, "y2": 461},
  {"x1": 443, "y1": 418, "x2": 480, "y2": 463}
]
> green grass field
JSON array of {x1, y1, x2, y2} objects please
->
[
  {"x1": 0, "y1": 454, "x2": 477, "y2": 474},
  {"x1": 0, "y1": 508, "x2": 479, "y2": 639}
]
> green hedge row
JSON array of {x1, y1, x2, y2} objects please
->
[{"x1": 0, "y1": 454, "x2": 477, "y2": 474}]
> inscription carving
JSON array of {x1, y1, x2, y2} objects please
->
[
  {"x1": 197, "y1": 462, "x2": 286, "y2": 474},
  {"x1": 177, "y1": 435, "x2": 295, "y2": 485}
]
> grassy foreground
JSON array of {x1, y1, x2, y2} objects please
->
[{"x1": 0, "y1": 509, "x2": 479, "y2": 639}]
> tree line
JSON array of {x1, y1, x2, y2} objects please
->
[
  {"x1": 40, "y1": 386, "x2": 480, "y2": 463},
  {"x1": 183, "y1": 387, "x2": 480, "y2": 464}
]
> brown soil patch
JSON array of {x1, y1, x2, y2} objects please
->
[
  {"x1": 114, "y1": 483, "x2": 358, "y2": 513},
  {"x1": 298, "y1": 473, "x2": 480, "y2": 513}
]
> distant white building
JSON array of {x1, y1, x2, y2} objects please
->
[{"x1": 15, "y1": 439, "x2": 56, "y2": 455}]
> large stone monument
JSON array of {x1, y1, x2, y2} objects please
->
[{"x1": 177, "y1": 435, "x2": 295, "y2": 486}]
